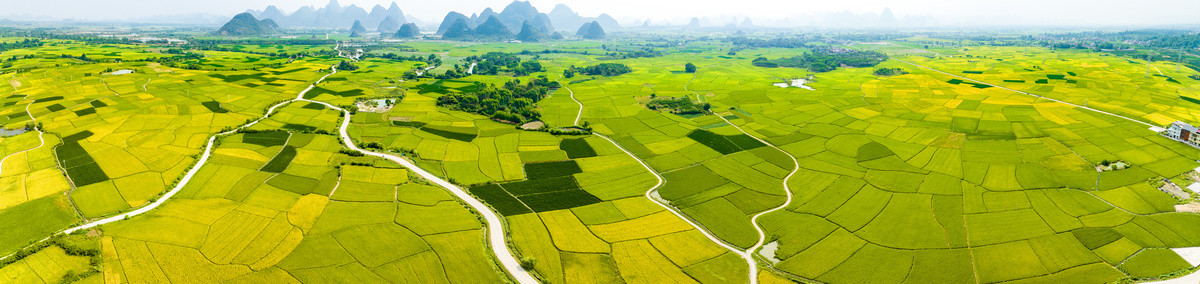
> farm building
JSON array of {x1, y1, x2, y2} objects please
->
[{"x1": 1164, "y1": 121, "x2": 1200, "y2": 146}]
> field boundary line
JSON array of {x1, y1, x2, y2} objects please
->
[
  {"x1": 307, "y1": 51, "x2": 537, "y2": 283},
  {"x1": 716, "y1": 114, "x2": 802, "y2": 281},
  {"x1": 557, "y1": 76, "x2": 584, "y2": 126},
  {"x1": 58, "y1": 67, "x2": 338, "y2": 236},
  {"x1": 593, "y1": 133, "x2": 759, "y2": 283}
]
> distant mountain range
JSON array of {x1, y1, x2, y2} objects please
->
[
  {"x1": 229, "y1": 0, "x2": 620, "y2": 40},
  {"x1": 433, "y1": 1, "x2": 618, "y2": 39},
  {"x1": 246, "y1": 0, "x2": 409, "y2": 29}
]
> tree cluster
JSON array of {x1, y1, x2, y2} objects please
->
[
  {"x1": 646, "y1": 96, "x2": 710, "y2": 115},
  {"x1": 752, "y1": 49, "x2": 888, "y2": 72},
  {"x1": 569, "y1": 63, "x2": 632, "y2": 76},
  {"x1": 435, "y1": 77, "x2": 561, "y2": 123},
  {"x1": 873, "y1": 67, "x2": 908, "y2": 76}
]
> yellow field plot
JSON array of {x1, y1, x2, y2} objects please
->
[
  {"x1": 444, "y1": 141, "x2": 480, "y2": 162},
  {"x1": 611, "y1": 197, "x2": 667, "y2": 219},
  {"x1": 499, "y1": 152, "x2": 525, "y2": 180},
  {"x1": 424, "y1": 230, "x2": 507, "y2": 283},
  {"x1": 213, "y1": 148, "x2": 271, "y2": 162},
  {"x1": 843, "y1": 107, "x2": 882, "y2": 120},
  {"x1": 508, "y1": 214, "x2": 564, "y2": 283},
  {"x1": 20, "y1": 246, "x2": 92, "y2": 282},
  {"x1": 183, "y1": 165, "x2": 257, "y2": 199},
  {"x1": 19, "y1": 168, "x2": 71, "y2": 204},
  {"x1": 146, "y1": 242, "x2": 252, "y2": 283},
  {"x1": 103, "y1": 213, "x2": 209, "y2": 247},
  {"x1": 1143, "y1": 113, "x2": 1177, "y2": 126},
  {"x1": 415, "y1": 139, "x2": 447, "y2": 160},
  {"x1": 758, "y1": 270, "x2": 795, "y2": 284},
  {"x1": 201, "y1": 210, "x2": 275, "y2": 264},
  {"x1": 0, "y1": 257, "x2": 44, "y2": 282},
  {"x1": 519, "y1": 130, "x2": 562, "y2": 146},
  {"x1": 612, "y1": 239, "x2": 698, "y2": 283},
  {"x1": 590, "y1": 211, "x2": 695, "y2": 243},
  {"x1": 287, "y1": 194, "x2": 329, "y2": 233},
  {"x1": 226, "y1": 267, "x2": 300, "y2": 283},
  {"x1": 242, "y1": 185, "x2": 302, "y2": 212},
  {"x1": 394, "y1": 201, "x2": 482, "y2": 235},
  {"x1": 648, "y1": 230, "x2": 729, "y2": 267},
  {"x1": 369, "y1": 168, "x2": 408, "y2": 184},
  {"x1": 562, "y1": 252, "x2": 624, "y2": 284},
  {"x1": 341, "y1": 165, "x2": 375, "y2": 183},
  {"x1": 152, "y1": 198, "x2": 239, "y2": 225},
  {"x1": 85, "y1": 144, "x2": 150, "y2": 178},
  {"x1": 644, "y1": 137, "x2": 695, "y2": 155},
  {"x1": 982, "y1": 164, "x2": 1022, "y2": 191},
  {"x1": 539, "y1": 210, "x2": 611, "y2": 253},
  {"x1": 112, "y1": 237, "x2": 172, "y2": 283},
  {"x1": 112, "y1": 172, "x2": 165, "y2": 207},
  {"x1": 291, "y1": 149, "x2": 333, "y2": 166},
  {"x1": 518, "y1": 145, "x2": 561, "y2": 152},
  {"x1": 229, "y1": 213, "x2": 301, "y2": 265},
  {"x1": 371, "y1": 251, "x2": 450, "y2": 283},
  {"x1": 1034, "y1": 103, "x2": 1081, "y2": 125},
  {"x1": 494, "y1": 133, "x2": 520, "y2": 153}
]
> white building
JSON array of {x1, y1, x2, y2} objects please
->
[{"x1": 1165, "y1": 121, "x2": 1200, "y2": 146}]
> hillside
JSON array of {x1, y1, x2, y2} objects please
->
[
  {"x1": 216, "y1": 13, "x2": 278, "y2": 36},
  {"x1": 576, "y1": 21, "x2": 605, "y2": 39}
]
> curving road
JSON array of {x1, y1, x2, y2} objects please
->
[
  {"x1": 565, "y1": 78, "x2": 762, "y2": 283},
  {"x1": 299, "y1": 95, "x2": 537, "y2": 284},
  {"x1": 62, "y1": 67, "x2": 339, "y2": 235},
  {"x1": 329, "y1": 47, "x2": 536, "y2": 283},
  {"x1": 0, "y1": 76, "x2": 47, "y2": 179}
]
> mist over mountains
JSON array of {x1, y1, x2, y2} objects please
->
[{"x1": 3, "y1": 0, "x2": 1197, "y2": 29}]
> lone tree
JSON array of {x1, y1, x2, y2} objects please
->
[{"x1": 685, "y1": 63, "x2": 697, "y2": 73}]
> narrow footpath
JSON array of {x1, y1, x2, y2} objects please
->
[{"x1": 561, "y1": 80, "x2": 762, "y2": 284}]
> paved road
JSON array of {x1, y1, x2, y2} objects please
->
[
  {"x1": 62, "y1": 68, "x2": 339, "y2": 235},
  {"x1": 895, "y1": 58, "x2": 1157, "y2": 129},
  {"x1": 300, "y1": 96, "x2": 538, "y2": 284}
]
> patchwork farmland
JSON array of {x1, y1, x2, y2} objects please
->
[{"x1": 3, "y1": 3, "x2": 1200, "y2": 283}]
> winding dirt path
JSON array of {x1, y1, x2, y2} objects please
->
[
  {"x1": 717, "y1": 114, "x2": 801, "y2": 283},
  {"x1": 566, "y1": 77, "x2": 760, "y2": 283}
]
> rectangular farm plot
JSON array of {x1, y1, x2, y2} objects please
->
[
  {"x1": 470, "y1": 172, "x2": 603, "y2": 215},
  {"x1": 242, "y1": 131, "x2": 290, "y2": 147},
  {"x1": 686, "y1": 129, "x2": 766, "y2": 155},
  {"x1": 523, "y1": 160, "x2": 583, "y2": 180},
  {"x1": 55, "y1": 131, "x2": 110, "y2": 187}
]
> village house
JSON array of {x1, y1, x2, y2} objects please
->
[{"x1": 1165, "y1": 121, "x2": 1200, "y2": 147}]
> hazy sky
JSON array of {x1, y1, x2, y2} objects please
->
[{"x1": 4, "y1": 0, "x2": 1200, "y2": 27}]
